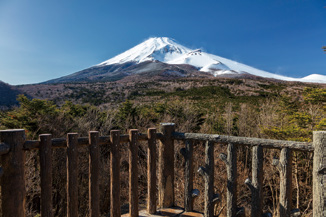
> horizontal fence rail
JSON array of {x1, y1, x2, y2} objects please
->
[
  {"x1": 23, "y1": 133, "x2": 164, "y2": 150},
  {"x1": 172, "y1": 132, "x2": 314, "y2": 152},
  {"x1": 0, "y1": 125, "x2": 324, "y2": 217}
]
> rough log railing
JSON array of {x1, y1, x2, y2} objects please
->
[{"x1": 0, "y1": 124, "x2": 325, "y2": 217}]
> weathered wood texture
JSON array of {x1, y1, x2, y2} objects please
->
[
  {"x1": 172, "y1": 132, "x2": 313, "y2": 152},
  {"x1": 184, "y1": 140, "x2": 194, "y2": 212},
  {"x1": 23, "y1": 131, "x2": 312, "y2": 151},
  {"x1": 251, "y1": 145, "x2": 263, "y2": 217},
  {"x1": 0, "y1": 129, "x2": 26, "y2": 217},
  {"x1": 0, "y1": 142, "x2": 10, "y2": 155},
  {"x1": 147, "y1": 128, "x2": 157, "y2": 214},
  {"x1": 198, "y1": 141, "x2": 216, "y2": 217},
  {"x1": 279, "y1": 148, "x2": 292, "y2": 217},
  {"x1": 174, "y1": 132, "x2": 220, "y2": 143},
  {"x1": 227, "y1": 143, "x2": 237, "y2": 217},
  {"x1": 39, "y1": 134, "x2": 53, "y2": 217},
  {"x1": 67, "y1": 133, "x2": 79, "y2": 217},
  {"x1": 110, "y1": 130, "x2": 121, "y2": 217},
  {"x1": 89, "y1": 131, "x2": 100, "y2": 217},
  {"x1": 129, "y1": 129, "x2": 139, "y2": 217},
  {"x1": 313, "y1": 131, "x2": 326, "y2": 217},
  {"x1": 158, "y1": 123, "x2": 175, "y2": 208},
  {"x1": 1, "y1": 126, "x2": 323, "y2": 216},
  {"x1": 23, "y1": 133, "x2": 164, "y2": 150}
]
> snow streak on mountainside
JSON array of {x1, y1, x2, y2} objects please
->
[{"x1": 97, "y1": 37, "x2": 326, "y2": 83}]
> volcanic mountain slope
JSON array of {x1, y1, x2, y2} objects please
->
[
  {"x1": 45, "y1": 37, "x2": 326, "y2": 84},
  {"x1": 0, "y1": 80, "x2": 24, "y2": 108}
]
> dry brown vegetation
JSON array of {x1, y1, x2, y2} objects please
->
[{"x1": 1, "y1": 77, "x2": 325, "y2": 216}]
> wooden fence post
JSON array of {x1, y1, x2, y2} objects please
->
[
  {"x1": 313, "y1": 131, "x2": 326, "y2": 216},
  {"x1": 158, "y1": 123, "x2": 175, "y2": 208},
  {"x1": 251, "y1": 145, "x2": 263, "y2": 217},
  {"x1": 129, "y1": 129, "x2": 139, "y2": 217},
  {"x1": 110, "y1": 130, "x2": 121, "y2": 217},
  {"x1": 67, "y1": 133, "x2": 79, "y2": 217},
  {"x1": 183, "y1": 140, "x2": 195, "y2": 212},
  {"x1": 279, "y1": 147, "x2": 292, "y2": 217},
  {"x1": 0, "y1": 129, "x2": 26, "y2": 217},
  {"x1": 147, "y1": 128, "x2": 157, "y2": 214},
  {"x1": 89, "y1": 131, "x2": 100, "y2": 217},
  {"x1": 39, "y1": 134, "x2": 53, "y2": 217}
]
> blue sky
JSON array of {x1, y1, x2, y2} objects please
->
[{"x1": 0, "y1": 0, "x2": 325, "y2": 85}]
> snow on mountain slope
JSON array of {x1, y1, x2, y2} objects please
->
[
  {"x1": 300, "y1": 74, "x2": 326, "y2": 83},
  {"x1": 96, "y1": 37, "x2": 326, "y2": 83},
  {"x1": 98, "y1": 37, "x2": 191, "y2": 65}
]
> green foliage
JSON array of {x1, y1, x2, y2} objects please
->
[
  {"x1": 1, "y1": 82, "x2": 324, "y2": 142},
  {"x1": 1, "y1": 95, "x2": 59, "y2": 138},
  {"x1": 303, "y1": 87, "x2": 326, "y2": 105},
  {"x1": 260, "y1": 89, "x2": 325, "y2": 141},
  {"x1": 117, "y1": 100, "x2": 136, "y2": 120},
  {"x1": 316, "y1": 118, "x2": 326, "y2": 130},
  {"x1": 61, "y1": 101, "x2": 88, "y2": 118},
  {"x1": 290, "y1": 112, "x2": 312, "y2": 128},
  {"x1": 67, "y1": 87, "x2": 107, "y2": 105},
  {"x1": 262, "y1": 125, "x2": 312, "y2": 142}
]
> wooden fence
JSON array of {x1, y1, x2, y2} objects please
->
[{"x1": 0, "y1": 123, "x2": 325, "y2": 217}]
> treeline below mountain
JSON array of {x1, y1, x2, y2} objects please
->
[
  {"x1": 14, "y1": 77, "x2": 324, "y2": 107},
  {"x1": 0, "y1": 78, "x2": 325, "y2": 216}
]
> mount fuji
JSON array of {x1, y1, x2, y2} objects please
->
[{"x1": 45, "y1": 37, "x2": 326, "y2": 83}]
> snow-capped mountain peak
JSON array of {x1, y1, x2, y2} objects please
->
[
  {"x1": 98, "y1": 37, "x2": 191, "y2": 66},
  {"x1": 46, "y1": 37, "x2": 326, "y2": 84}
]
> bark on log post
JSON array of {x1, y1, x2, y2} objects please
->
[
  {"x1": 251, "y1": 145, "x2": 263, "y2": 217},
  {"x1": 313, "y1": 131, "x2": 326, "y2": 216},
  {"x1": 227, "y1": 143, "x2": 237, "y2": 217},
  {"x1": 158, "y1": 123, "x2": 175, "y2": 208},
  {"x1": 184, "y1": 140, "x2": 195, "y2": 212},
  {"x1": 129, "y1": 129, "x2": 139, "y2": 217},
  {"x1": 39, "y1": 134, "x2": 53, "y2": 217},
  {"x1": 110, "y1": 130, "x2": 121, "y2": 217},
  {"x1": 0, "y1": 129, "x2": 26, "y2": 217},
  {"x1": 67, "y1": 133, "x2": 79, "y2": 217},
  {"x1": 89, "y1": 131, "x2": 100, "y2": 217},
  {"x1": 198, "y1": 141, "x2": 216, "y2": 217},
  {"x1": 147, "y1": 128, "x2": 157, "y2": 214},
  {"x1": 279, "y1": 147, "x2": 292, "y2": 217}
]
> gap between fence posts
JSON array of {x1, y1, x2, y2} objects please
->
[
  {"x1": 147, "y1": 128, "x2": 157, "y2": 214},
  {"x1": 110, "y1": 130, "x2": 121, "y2": 217},
  {"x1": 39, "y1": 134, "x2": 53, "y2": 217},
  {"x1": 67, "y1": 133, "x2": 79, "y2": 217},
  {"x1": 227, "y1": 143, "x2": 237, "y2": 217},
  {"x1": 129, "y1": 129, "x2": 139, "y2": 217},
  {"x1": 203, "y1": 141, "x2": 215, "y2": 217},
  {"x1": 89, "y1": 131, "x2": 100, "y2": 217}
]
